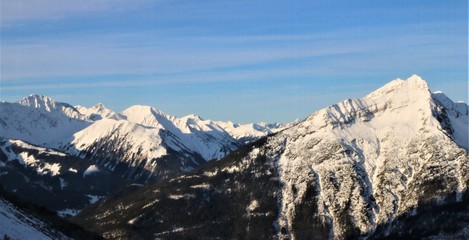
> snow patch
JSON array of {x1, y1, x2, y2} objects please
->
[
  {"x1": 143, "y1": 199, "x2": 160, "y2": 209},
  {"x1": 37, "y1": 163, "x2": 61, "y2": 176},
  {"x1": 57, "y1": 208, "x2": 80, "y2": 217},
  {"x1": 203, "y1": 169, "x2": 218, "y2": 177},
  {"x1": 83, "y1": 165, "x2": 100, "y2": 176},
  {"x1": 167, "y1": 194, "x2": 196, "y2": 200},
  {"x1": 87, "y1": 195, "x2": 102, "y2": 204},
  {"x1": 190, "y1": 183, "x2": 211, "y2": 190},
  {"x1": 247, "y1": 200, "x2": 259, "y2": 212}
]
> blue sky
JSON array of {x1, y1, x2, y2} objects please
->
[{"x1": 1, "y1": 0, "x2": 467, "y2": 123}]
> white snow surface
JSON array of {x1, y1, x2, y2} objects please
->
[{"x1": 0, "y1": 199, "x2": 69, "y2": 239}]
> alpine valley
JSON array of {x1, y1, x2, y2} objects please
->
[{"x1": 0, "y1": 75, "x2": 468, "y2": 239}]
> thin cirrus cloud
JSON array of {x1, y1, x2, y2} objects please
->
[
  {"x1": 0, "y1": 35, "x2": 364, "y2": 80},
  {"x1": 0, "y1": 0, "x2": 153, "y2": 22},
  {"x1": 1, "y1": 23, "x2": 464, "y2": 82}
]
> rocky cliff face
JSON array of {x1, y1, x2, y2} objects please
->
[{"x1": 73, "y1": 75, "x2": 468, "y2": 239}]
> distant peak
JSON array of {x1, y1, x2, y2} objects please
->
[
  {"x1": 122, "y1": 105, "x2": 167, "y2": 118},
  {"x1": 22, "y1": 94, "x2": 54, "y2": 102},
  {"x1": 17, "y1": 94, "x2": 56, "y2": 110},
  {"x1": 123, "y1": 105, "x2": 153, "y2": 112},
  {"x1": 184, "y1": 114, "x2": 202, "y2": 120},
  {"x1": 93, "y1": 103, "x2": 106, "y2": 109}
]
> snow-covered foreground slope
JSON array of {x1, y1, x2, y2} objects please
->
[
  {"x1": 74, "y1": 75, "x2": 469, "y2": 239},
  {"x1": 0, "y1": 198, "x2": 67, "y2": 240},
  {"x1": 0, "y1": 186, "x2": 103, "y2": 239}
]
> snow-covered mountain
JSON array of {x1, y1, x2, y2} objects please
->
[
  {"x1": 73, "y1": 75, "x2": 469, "y2": 239},
  {"x1": 0, "y1": 94, "x2": 282, "y2": 182},
  {"x1": 120, "y1": 105, "x2": 241, "y2": 161}
]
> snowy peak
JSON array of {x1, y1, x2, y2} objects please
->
[
  {"x1": 312, "y1": 75, "x2": 435, "y2": 130},
  {"x1": 365, "y1": 74, "x2": 431, "y2": 103},
  {"x1": 17, "y1": 94, "x2": 86, "y2": 121},
  {"x1": 76, "y1": 103, "x2": 118, "y2": 121},
  {"x1": 18, "y1": 94, "x2": 55, "y2": 110},
  {"x1": 121, "y1": 105, "x2": 170, "y2": 127}
]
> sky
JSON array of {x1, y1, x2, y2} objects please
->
[{"x1": 1, "y1": 0, "x2": 467, "y2": 123}]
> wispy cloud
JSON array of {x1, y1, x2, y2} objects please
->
[
  {"x1": 1, "y1": 0, "x2": 154, "y2": 22},
  {"x1": 2, "y1": 22, "x2": 465, "y2": 82}
]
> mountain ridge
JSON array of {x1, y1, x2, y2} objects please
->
[{"x1": 0, "y1": 93, "x2": 285, "y2": 188}]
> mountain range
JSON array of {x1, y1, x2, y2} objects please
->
[
  {"x1": 0, "y1": 93, "x2": 289, "y2": 214},
  {"x1": 0, "y1": 75, "x2": 468, "y2": 239}
]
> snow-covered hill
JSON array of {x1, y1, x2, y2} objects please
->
[{"x1": 73, "y1": 75, "x2": 469, "y2": 239}]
